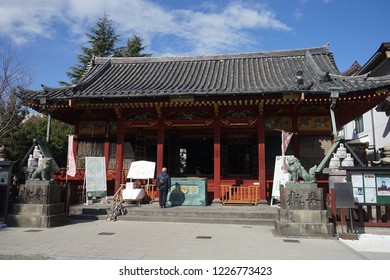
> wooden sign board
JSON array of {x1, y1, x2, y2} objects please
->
[{"x1": 127, "y1": 160, "x2": 156, "y2": 179}]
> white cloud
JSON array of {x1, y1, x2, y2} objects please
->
[
  {"x1": 0, "y1": 0, "x2": 291, "y2": 55},
  {"x1": 292, "y1": 8, "x2": 303, "y2": 20},
  {"x1": 0, "y1": 0, "x2": 67, "y2": 44}
]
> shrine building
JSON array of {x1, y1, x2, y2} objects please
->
[{"x1": 21, "y1": 44, "x2": 390, "y2": 204}]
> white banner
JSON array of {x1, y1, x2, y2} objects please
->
[
  {"x1": 66, "y1": 135, "x2": 76, "y2": 177},
  {"x1": 281, "y1": 130, "x2": 293, "y2": 173},
  {"x1": 271, "y1": 155, "x2": 293, "y2": 200}
]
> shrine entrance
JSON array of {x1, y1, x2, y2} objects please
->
[{"x1": 177, "y1": 137, "x2": 214, "y2": 176}]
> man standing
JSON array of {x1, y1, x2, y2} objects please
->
[{"x1": 156, "y1": 167, "x2": 171, "y2": 208}]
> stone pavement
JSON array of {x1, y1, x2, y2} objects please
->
[{"x1": 1, "y1": 218, "x2": 390, "y2": 260}]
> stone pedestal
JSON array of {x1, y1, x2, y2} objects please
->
[
  {"x1": 7, "y1": 180, "x2": 67, "y2": 227},
  {"x1": 274, "y1": 182, "x2": 334, "y2": 237}
]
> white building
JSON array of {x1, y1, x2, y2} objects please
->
[{"x1": 342, "y1": 42, "x2": 390, "y2": 162}]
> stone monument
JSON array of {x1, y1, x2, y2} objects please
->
[
  {"x1": 274, "y1": 156, "x2": 334, "y2": 237},
  {"x1": 7, "y1": 147, "x2": 67, "y2": 227}
]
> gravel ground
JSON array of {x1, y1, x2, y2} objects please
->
[{"x1": 339, "y1": 234, "x2": 390, "y2": 252}]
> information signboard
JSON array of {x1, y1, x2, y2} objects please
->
[
  {"x1": 375, "y1": 174, "x2": 390, "y2": 204},
  {"x1": 349, "y1": 172, "x2": 390, "y2": 204},
  {"x1": 85, "y1": 157, "x2": 107, "y2": 198},
  {"x1": 127, "y1": 160, "x2": 156, "y2": 179}
]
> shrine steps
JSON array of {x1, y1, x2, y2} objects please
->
[{"x1": 68, "y1": 202, "x2": 278, "y2": 226}]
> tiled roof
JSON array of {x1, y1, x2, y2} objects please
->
[
  {"x1": 22, "y1": 45, "x2": 390, "y2": 102},
  {"x1": 341, "y1": 61, "x2": 362, "y2": 76}
]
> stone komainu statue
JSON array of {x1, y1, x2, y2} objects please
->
[
  {"x1": 286, "y1": 156, "x2": 317, "y2": 183},
  {"x1": 29, "y1": 158, "x2": 53, "y2": 181}
]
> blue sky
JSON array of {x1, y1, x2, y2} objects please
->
[{"x1": 0, "y1": 0, "x2": 389, "y2": 90}]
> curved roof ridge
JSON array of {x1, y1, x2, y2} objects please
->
[
  {"x1": 305, "y1": 50, "x2": 326, "y2": 76},
  {"x1": 40, "y1": 84, "x2": 74, "y2": 91},
  {"x1": 327, "y1": 71, "x2": 390, "y2": 82},
  {"x1": 93, "y1": 44, "x2": 331, "y2": 64},
  {"x1": 76, "y1": 59, "x2": 111, "y2": 90},
  {"x1": 364, "y1": 74, "x2": 390, "y2": 81},
  {"x1": 77, "y1": 56, "x2": 96, "y2": 82}
]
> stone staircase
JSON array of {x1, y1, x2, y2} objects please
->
[{"x1": 68, "y1": 201, "x2": 278, "y2": 226}]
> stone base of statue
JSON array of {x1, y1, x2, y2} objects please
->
[
  {"x1": 7, "y1": 180, "x2": 67, "y2": 227},
  {"x1": 274, "y1": 182, "x2": 334, "y2": 237}
]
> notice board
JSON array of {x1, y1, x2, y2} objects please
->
[
  {"x1": 85, "y1": 157, "x2": 107, "y2": 198},
  {"x1": 127, "y1": 160, "x2": 156, "y2": 179},
  {"x1": 349, "y1": 172, "x2": 390, "y2": 204}
]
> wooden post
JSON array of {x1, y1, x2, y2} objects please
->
[
  {"x1": 214, "y1": 118, "x2": 221, "y2": 201},
  {"x1": 257, "y1": 102, "x2": 267, "y2": 202},
  {"x1": 258, "y1": 114, "x2": 267, "y2": 202},
  {"x1": 114, "y1": 121, "x2": 125, "y2": 193},
  {"x1": 104, "y1": 138, "x2": 109, "y2": 173},
  {"x1": 156, "y1": 119, "x2": 165, "y2": 177}
]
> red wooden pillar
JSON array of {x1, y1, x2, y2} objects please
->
[
  {"x1": 114, "y1": 121, "x2": 125, "y2": 193},
  {"x1": 258, "y1": 104, "x2": 267, "y2": 202},
  {"x1": 156, "y1": 119, "x2": 165, "y2": 177},
  {"x1": 104, "y1": 138, "x2": 109, "y2": 173},
  {"x1": 213, "y1": 118, "x2": 221, "y2": 201}
]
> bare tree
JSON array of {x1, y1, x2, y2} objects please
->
[{"x1": 0, "y1": 44, "x2": 31, "y2": 139}]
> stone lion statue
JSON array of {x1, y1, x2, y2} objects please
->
[
  {"x1": 29, "y1": 158, "x2": 53, "y2": 181},
  {"x1": 286, "y1": 156, "x2": 316, "y2": 183}
]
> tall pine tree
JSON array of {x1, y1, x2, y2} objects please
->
[
  {"x1": 62, "y1": 13, "x2": 119, "y2": 85},
  {"x1": 61, "y1": 14, "x2": 151, "y2": 86},
  {"x1": 115, "y1": 35, "x2": 152, "y2": 57}
]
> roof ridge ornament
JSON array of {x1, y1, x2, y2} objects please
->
[{"x1": 76, "y1": 59, "x2": 111, "y2": 90}]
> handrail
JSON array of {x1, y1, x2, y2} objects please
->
[{"x1": 106, "y1": 184, "x2": 125, "y2": 221}]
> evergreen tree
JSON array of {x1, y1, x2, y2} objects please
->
[
  {"x1": 61, "y1": 13, "x2": 120, "y2": 85},
  {"x1": 60, "y1": 14, "x2": 151, "y2": 86},
  {"x1": 1, "y1": 115, "x2": 73, "y2": 169},
  {"x1": 115, "y1": 35, "x2": 152, "y2": 57}
]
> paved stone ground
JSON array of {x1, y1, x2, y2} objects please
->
[{"x1": 1, "y1": 219, "x2": 390, "y2": 260}]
